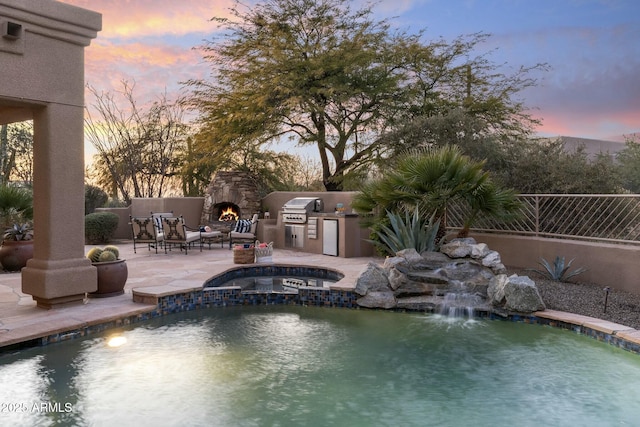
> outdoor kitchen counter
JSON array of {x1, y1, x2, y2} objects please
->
[
  {"x1": 309, "y1": 213, "x2": 359, "y2": 217},
  {"x1": 308, "y1": 213, "x2": 373, "y2": 257},
  {"x1": 260, "y1": 212, "x2": 374, "y2": 257}
]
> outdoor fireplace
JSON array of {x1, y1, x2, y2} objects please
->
[
  {"x1": 201, "y1": 171, "x2": 261, "y2": 225},
  {"x1": 216, "y1": 203, "x2": 240, "y2": 222}
]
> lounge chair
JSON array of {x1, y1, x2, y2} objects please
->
[
  {"x1": 229, "y1": 213, "x2": 259, "y2": 249},
  {"x1": 161, "y1": 215, "x2": 202, "y2": 254},
  {"x1": 130, "y1": 215, "x2": 164, "y2": 253}
]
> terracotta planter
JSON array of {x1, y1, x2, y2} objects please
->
[
  {"x1": 89, "y1": 259, "x2": 128, "y2": 298},
  {"x1": 0, "y1": 240, "x2": 34, "y2": 271}
]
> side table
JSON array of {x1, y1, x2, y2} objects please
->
[{"x1": 201, "y1": 231, "x2": 224, "y2": 249}]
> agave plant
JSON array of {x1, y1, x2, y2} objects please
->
[
  {"x1": 369, "y1": 206, "x2": 441, "y2": 255},
  {"x1": 528, "y1": 256, "x2": 587, "y2": 281},
  {"x1": 3, "y1": 223, "x2": 33, "y2": 241}
]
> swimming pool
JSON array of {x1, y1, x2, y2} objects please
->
[{"x1": 1, "y1": 305, "x2": 639, "y2": 426}]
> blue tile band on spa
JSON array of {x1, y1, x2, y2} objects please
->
[
  {"x1": 137, "y1": 264, "x2": 355, "y2": 318},
  {"x1": 152, "y1": 287, "x2": 359, "y2": 315}
]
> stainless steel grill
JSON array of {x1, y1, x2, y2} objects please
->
[{"x1": 282, "y1": 197, "x2": 323, "y2": 223}]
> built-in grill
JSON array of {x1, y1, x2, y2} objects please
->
[{"x1": 282, "y1": 197, "x2": 323, "y2": 223}]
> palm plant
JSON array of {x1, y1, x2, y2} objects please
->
[
  {"x1": 0, "y1": 185, "x2": 33, "y2": 230},
  {"x1": 352, "y1": 145, "x2": 521, "y2": 238}
]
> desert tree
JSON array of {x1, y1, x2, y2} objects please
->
[
  {"x1": 85, "y1": 81, "x2": 190, "y2": 204},
  {"x1": 186, "y1": 0, "x2": 546, "y2": 191},
  {"x1": 0, "y1": 121, "x2": 34, "y2": 186}
]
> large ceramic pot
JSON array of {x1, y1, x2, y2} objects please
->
[
  {"x1": 0, "y1": 240, "x2": 34, "y2": 271},
  {"x1": 89, "y1": 259, "x2": 128, "y2": 298}
]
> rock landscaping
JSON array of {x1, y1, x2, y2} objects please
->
[{"x1": 354, "y1": 238, "x2": 545, "y2": 315}]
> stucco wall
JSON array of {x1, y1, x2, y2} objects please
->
[
  {"x1": 130, "y1": 197, "x2": 205, "y2": 228},
  {"x1": 1, "y1": 0, "x2": 102, "y2": 307},
  {"x1": 472, "y1": 233, "x2": 640, "y2": 295},
  {"x1": 103, "y1": 198, "x2": 206, "y2": 240}
]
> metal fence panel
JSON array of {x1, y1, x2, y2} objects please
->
[{"x1": 446, "y1": 194, "x2": 640, "y2": 245}]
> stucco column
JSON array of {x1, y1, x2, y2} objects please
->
[{"x1": 22, "y1": 103, "x2": 97, "y2": 308}]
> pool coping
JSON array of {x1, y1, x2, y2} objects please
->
[{"x1": 2, "y1": 265, "x2": 640, "y2": 355}]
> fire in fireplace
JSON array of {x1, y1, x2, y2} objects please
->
[{"x1": 217, "y1": 203, "x2": 240, "y2": 221}]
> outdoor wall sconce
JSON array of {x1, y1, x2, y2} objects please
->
[{"x1": 2, "y1": 21, "x2": 22, "y2": 40}]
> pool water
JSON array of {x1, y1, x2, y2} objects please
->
[{"x1": 1, "y1": 306, "x2": 640, "y2": 426}]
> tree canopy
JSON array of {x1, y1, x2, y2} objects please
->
[
  {"x1": 616, "y1": 135, "x2": 640, "y2": 193},
  {"x1": 0, "y1": 122, "x2": 33, "y2": 186},
  {"x1": 186, "y1": 0, "x2": 546, "y2": 191}
]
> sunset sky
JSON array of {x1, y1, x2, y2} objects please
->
[{"x1": 59, "y1": 0, "x2": 639, "y2": 151}]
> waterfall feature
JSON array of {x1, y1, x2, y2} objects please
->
[{"x1": 439, "y1": 292, "x2": 485, "y2": 318}]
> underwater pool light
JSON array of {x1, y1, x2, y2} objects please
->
[{"x1": 107, "y1": 335, "x2": 127, "y2": 348}]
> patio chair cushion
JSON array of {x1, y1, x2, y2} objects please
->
[{"x1": 230, "y1": 231, "x2": 255, "y2": 239}]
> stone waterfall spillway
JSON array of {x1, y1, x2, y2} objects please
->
[{"x1": 354, "y1": 238, "x2": 546, "y2": 316}]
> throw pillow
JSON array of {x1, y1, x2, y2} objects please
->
[{"x1": 233, "y1": 219, "x2": 252, "y2": 233}]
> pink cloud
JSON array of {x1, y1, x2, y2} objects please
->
[
  {"x1": 84, "y1": 41, "x2": 209, "y2": 103},
  {"x1": 533, "y1": 109, "x2": 640, "y2": 141},
  {"x1": 59, "y1": 0, "x2": 234, "y2": 38}
]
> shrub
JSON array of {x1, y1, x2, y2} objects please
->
[
  {"x1": 85, "y1": 212, "x2": 119, "y2": 244},
  {"x1": 85, "y1": 185, "x2": 108, "y2": 215},
  {"x1": 104, "y1": 198, "x2": 128, "y2": 208}
]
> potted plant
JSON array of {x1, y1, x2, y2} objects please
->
[
  {"x1": 86, "y1": 245, "x2": 128, "y2": 297},
  {"x1": 0, "y1": 222, "x2": 34, "y2": 271}
]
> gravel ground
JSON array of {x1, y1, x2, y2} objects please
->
[{"x1": 512, "y1": 269, "x2": 640, "y2": 330}]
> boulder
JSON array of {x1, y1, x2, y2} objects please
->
[
  {"x1": 470, "y1": 243, "x2": 491, "y2": 259},
  {"x1": 396, "y1": 296, "x2": 439, "y2": 311},
  {"x1": 393, "y1": 281, "x2": 438, "y2": 298},
  {"x1": 388, "y1": 267, "x2": 408, "y2": 290},
  {"x1": 481, "y1": 250, "x2": 502, "y2": 269},
  {"x1": 487, "y1": 274, "x2": 509, "y2": 303},
  {"x1": 416, "y1": 251, "x2": 451, "y2": 270},
  {"x1": 405, "y1": 270, "x2": 449, "y2": 284},
  {"x1": 357, "y1": 291, "x2": 396, "y2": 309},
  {"x1": 383, "y1": 256, "x2": 406, "y2": 272},
  {"x1": 440, "y1": 240, "x2": 473, "y2": 258},
  {"x1": 440, "y1": 260, "x2": 484, "y2": 281},
  {"x1": 488, "y1": 274, "x2": 545, "y2": 313},
  {"x1": 396, "y1": 248, "x2": 424, "y2": 264},
  {"x1": 354, "y1": 262, "x2": 390, "y2": 296}
]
